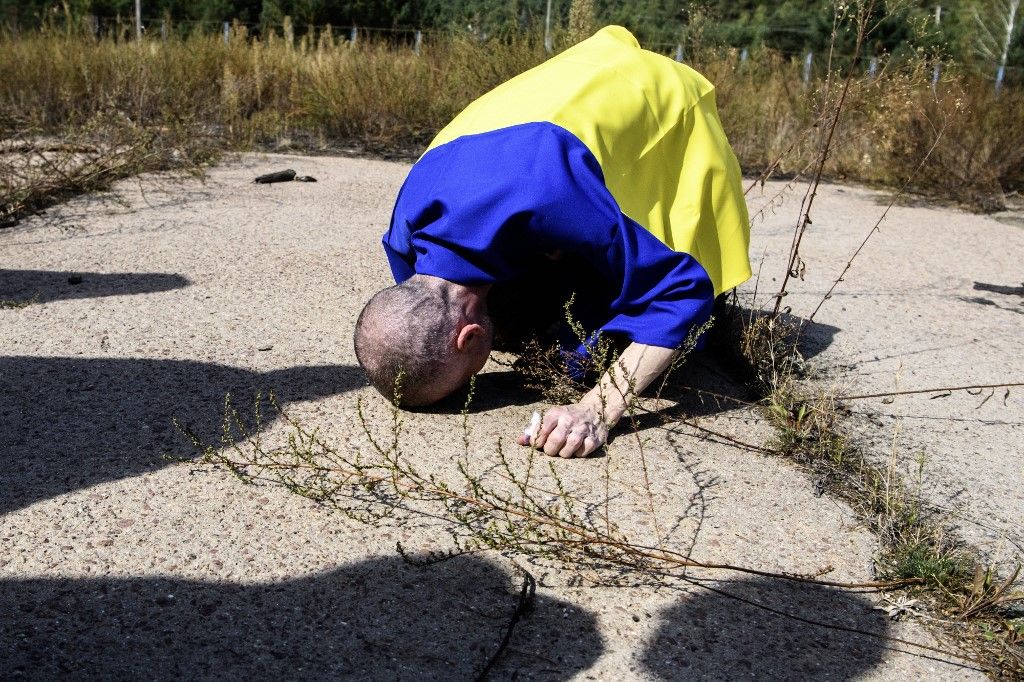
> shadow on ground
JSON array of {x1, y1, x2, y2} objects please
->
[
  {"x1": 0, "y1": 554, "x2": 602, "y2": 679},
  {"x1": 453, "y1": 311, "x2": 841, "y2": 420},
  {"x1": 642, "y1": 309, "x2": 841, "y2": 421},
  {"x1": 421, "y1": 369, "x2": 546, "y2": 414},
  {"x1": 0, "y1": 357, "x2": 364, "y2": 514},
  {"x1": 642, "y1": 577, "x2": 891, "y2": 680},
  {"x1": 0, "y1": 269, "x2": 190, "y2": 304}
]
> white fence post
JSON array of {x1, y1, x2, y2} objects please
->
[
  {"x1": 544, "y1": 0, "x2": 553, "y2": 53},
  {"x1": 803, "y1": 51, "x2": 813, "y2": 86},
  {"x1": 414, "y1": 30, "x2": 422, "y2": 55}
]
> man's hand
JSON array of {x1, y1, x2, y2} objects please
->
[
  {"x1": 517, "y1": 401, "x2": 609, "y2": 458},
  {"x1": 515, "y1": 342, "x2": 679, "y2": 460}
]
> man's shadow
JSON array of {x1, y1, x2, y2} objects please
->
[
  {"x1": 0, "y1": 269, "x2": 190, "y2": 304},
  {"x1": 642, "y1": 577, "x2": 895, "y2": 680},
  {"x1": 1, "y1": 356, "x2": 365, "y2": 515},
  {"x1": 0, "y1": 554, "x2": 603, "y2": 679}
]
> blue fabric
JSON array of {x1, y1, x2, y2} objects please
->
[{"x1": 383, "y1": 122, "x2": 715, "y2": 356}]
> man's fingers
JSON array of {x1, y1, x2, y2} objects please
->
[
  {"x1": 558, "y1": 431, "x2": 586, "y2": 458},
  {"x1": 582, "y1": 435, "x2": 602, "y2": 457},
  {"x1": 532, "y1": 410, "x2": 562, "y2": 449},
  {"x1": 543, "y1": 422, "x2": 569, "y2": 457},
  {"x1": 521, "y1": 407, "x2": 605, "y2": 458}
]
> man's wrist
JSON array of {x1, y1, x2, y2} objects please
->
[{"x1": 580, "y1": 389, "x2": 626, "y2": 428}]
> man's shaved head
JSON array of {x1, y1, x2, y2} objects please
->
[{"x1": 354, "y1": 277, "x2": 464, "y2": 406}]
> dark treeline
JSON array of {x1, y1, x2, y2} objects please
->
[{"x1": 1, "y1": 1, "x2": 1020, "y2": 70}]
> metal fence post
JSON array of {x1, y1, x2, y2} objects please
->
[
  {"x1": 674, "y1": 44, "x2": 683, "y2": 62},
  {"x1": 414, "y1": 30, "x2": 422, "y2": 55},
  {"x1": 803, "y1": 51, "x2": 813, "y2": 86},
  {"x1": 223, "y1": 21, "x2": 229, "y2": 44}
]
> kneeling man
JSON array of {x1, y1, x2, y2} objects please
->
[{"x1": 355, "y1": 26, "x2": 751, "y2": 458}]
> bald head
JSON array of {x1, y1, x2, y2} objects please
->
[{"x1": 354, "y1": 276, "x2": 465, "y2": 406}]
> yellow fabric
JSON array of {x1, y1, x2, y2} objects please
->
[{"x1": 428, "y1": 25, "x2": 751, "y2": 295}]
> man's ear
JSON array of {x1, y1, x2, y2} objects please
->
[{"x1": 456, "y1": 323, "x2": 485, "y2": 352}]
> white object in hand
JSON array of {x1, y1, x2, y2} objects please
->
[{"x1": 524, "y1": 411, "x2": 542, "y2": 440}]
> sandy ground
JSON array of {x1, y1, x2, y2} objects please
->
[{"x1": 1, "y1": 152, "x2": 1019, "y2": 679}]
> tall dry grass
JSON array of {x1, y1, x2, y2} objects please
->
[
  {"x1": 702, "y1": 48, "x2": 1024, "y2": 209},
  {"x1": 1, "y1": 25, "x2": 1022, "y2": 208},
  {"x1": 0, "y1": 26, "x2": 548, "y2": 154}
]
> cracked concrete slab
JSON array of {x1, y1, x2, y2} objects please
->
[
  {"x1": 743, "y1": 180, "x2": 1024, "y2": 564},
  {"x1": 2, "y1": 154, "x2": 1008, "y2": 679}
]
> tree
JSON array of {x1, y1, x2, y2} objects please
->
[{"x1": 970, "y1": 0, "x2": 1023, "y2": 87}]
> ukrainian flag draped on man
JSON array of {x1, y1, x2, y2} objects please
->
[{"x1": 383, "y1": 26, "x2": 751, "y2": 358}]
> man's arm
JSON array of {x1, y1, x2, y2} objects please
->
[{"x1": 517, "y1": 342, "x2": 676, "y2": 458}]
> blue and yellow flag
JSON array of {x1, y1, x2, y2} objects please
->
[
  {"x1": 429, "y1": 25, "x2": 750, "y2": 295},
  {"x1": 384, "y1": 26, "x2": 751, "y2": 353}
]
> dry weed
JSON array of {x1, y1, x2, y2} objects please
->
[{"x1": 0, "y1": 23, "x2": 1020, "y2": 208}]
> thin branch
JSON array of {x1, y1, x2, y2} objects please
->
[
  {"x1": 475, "y1": 569, "x2": 536, "y2": 681},
  {"x1": 806, "y1": 118, "x2": 947, "y2": 324},
  {"x1": 743, "y1": 124, "x2": 819, "y2": 196},
  {"x1": 681, "y1": 577, "x2": 987, "y2": 671},
  {"x1": 773, "y1": 1, "x2": 875, "y2": 316},
  {"x1": 195, "y1": 398, "x2": 923, "y2": 592},
  {"x1": 839, "y1": 382, "x2": 1024, "y2": 401}
]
